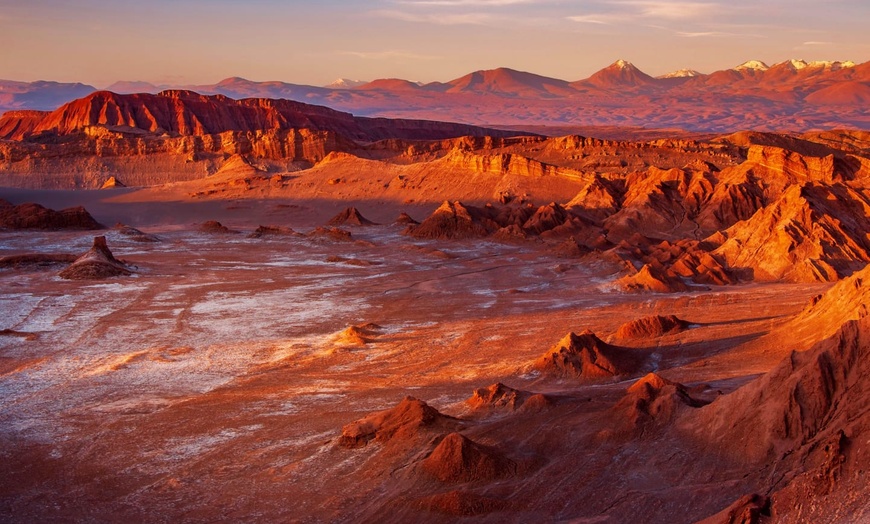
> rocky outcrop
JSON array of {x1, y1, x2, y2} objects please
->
[
  {"x1": 100, "y1": 176, "x2": 124, "y2": 189},
  {"x1": 307, "y1": 226, "x2": 353, "y2": 242},
  {"x1": 614, "y1": 315, "x2": 690, "y2": 340},
  {"x1": 197, "y1": 220, "x2": 234, "y2": 234},
  {"x1": 404, "y1": 201, "x2": 497, "y2": 240},
  {"x1": 9, "y1": 90, "x2": 514, "y2": 142},
  {"x1": 465, "y1": 383, "x2": 532, "y2": 411},
  {"x1": 713, "y1": 183, "x2": 870, "y2": 282},
  {"x1": 394, "y1": 212, "x2": 419, "y2": 226},
  {"x1": 615, "y1": 263, "x2": 690, "y2": 293},
  {"x1": 0, "y1": 253, "x2": 77, "y2": 269},
  {"x1": 247, "y1": 225, "x2": 300, "y2": 238},
  {"x1": 615, "y1": 373, "x2": 711, "y2": 431},
  {"x1": 533, "y1": 330, "x2": 645, "y2": 380},
  {"x1": 692, "y1": 314, "x2": 870, "y2": 464},
  {"x1": 522, "y1": 202, "x2": 569, "y2": 235},
  {"x1": 0, "y1": 200, "x2": 101, "y2": 230},
  {"x1": 113, "y1": 223, "x2": 160, "y2": 242},
  {"x1": 338, "y1": 396, "x2": 462, "y2": 449},
  {"x1": 327, "y1": 207, "x2": 375, "y2": 226},
  {"x1": 333, "y1": 323, "x2": 382, "y2": 346},
  {"x1": 58, "y1": 236, "x2": 133, "y2": 280},
  {"x1": 420, "y1": 433, "x2": 515, "y2": 483}
]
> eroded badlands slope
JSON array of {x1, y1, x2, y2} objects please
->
[{"x1": 2, "y1": 92, "x2": 870, "y2": 522}]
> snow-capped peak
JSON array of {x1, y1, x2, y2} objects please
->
[
  {"x1": 658, "y1": 68, "x2": 702, "y2": 79},
  {"x1": 786, "y1": 59, "x2": 809, "y2": 70},
  {"x1": 773, "y1": 59, "x2": 857, "y2": 72},
  {"x1": 325, "y1": 78, "x2": 366, "y2": 89},
  {"x1": 734, "y1": 60, "x2": 769, "y2": 72},
  {"x1": 613, "y1": 59, "x2": 633, "y2": 69},
  {"x1": 806, "y1": 60, "x2": 856, "y2": 71}
]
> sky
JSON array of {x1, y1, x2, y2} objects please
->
[{"x1": 1, "y1": 0, "x2": 868, "y2": 88}]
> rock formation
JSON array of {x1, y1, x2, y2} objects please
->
[
  {"x1": 58, "y1": 236, "x2": 133, "y2": 280},
  {"x1": 113, "y1": 224, "x2": 160, "y2": 242},
  {"x1": 197, "y1": 220, "x2": 234, "y2": 234},
  {"x1": 614, "y1": 315, "x2": 690, "y2": 340},
  {"x1": 420, "y1": 432, "x2": 516, "y2": 483},
  {"x1": 307, "y1": 226, "x2": 353, "y2": 242},
  {"x1": 247, "y1": 225, "x2": 300, "y2": 238},
  {"x1": 333, "y1": 324, "x2": 382, "y2": 346},
  {"x1": 465, "y1": 383, "x2": 532, "y2": 411},
  {"x1": 533, "y1": 330, "x2": 645, "y2": 380},
  {"x1": 338, "y1": 397, "x2": 462, "y2": 449},
  {"x1": 404, "y1": 201, "x2": 496, "y2": 240},
  {"x1": 0, "y1": 253, "x2": 77, "y2": 270},
  {"x1": 712, "y1": 183, "x2": 870, "y2": 282},
  {"x1": 0, "y1": 200, "x2": 101, "y2": 230},
  {"x1": 327, "y1": 207, "x2": 375, "y2": 226},
  {"x1": 615, "y1": 263, "x2": 690, "y2": 293},
  {"x1": 3, "y1": 90, "x2": 515, "y2": 142},
  {"x1": 615, "y1": 373, "x2": 711, "y2": 431},
  {"x1": 394, "y1": 212, "x2": 419, "y2": 225},
  {"x1": 100, "y1": 176, "x2": 125, "y2": 189}
]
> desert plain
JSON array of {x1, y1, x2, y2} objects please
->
[{"x1": 1, "y1": 86, "x2": 870, "y2": 524}]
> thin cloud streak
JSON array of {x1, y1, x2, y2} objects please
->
[
  {"x1": 676, "y1": 30, "x2": 764, "y2": 38},
  {"x1": 623, "y1": 0, "x2": 720, "y2": 20},
  {"x1": 565, "y1": 14, "x2": 612, "y2": 25},
  {"x1": 373, "y1": 8, "x2": 494, "y2": 24},
  {"x1": 339, "y1": 50, "x2": 442, "y2": 61},
  {"x1": 394, "y1": 0, "x2": 534, "y2": 5}
]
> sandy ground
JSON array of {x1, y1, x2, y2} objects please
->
[{"x1": 0, "y1": 190, "x2": 832, "y2": 522}]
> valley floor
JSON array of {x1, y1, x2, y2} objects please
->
[{"x1": 0, "y1": 193, "x2": 836, "y2": 522}]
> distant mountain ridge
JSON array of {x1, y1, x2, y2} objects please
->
[
  {"x1": 1, "y1": 58, "x2": 868, "y2": 132},
  {"x1": 0, "y1": 89, "x2": 517, "y2": 142}
]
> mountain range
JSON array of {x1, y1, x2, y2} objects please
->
[{"x1": 1, "y1": 59, "x2": 868, "y2": 132}]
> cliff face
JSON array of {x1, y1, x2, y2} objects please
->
[
  {"x1": 1, "y1": 90, "x2": 514, "y2": 142},
  {"x1": 0, "y1": 127, "x2": 352, "y2": 188},
  {"x1": 0, "y1": 90, "x2": 526, "y2": 189}
]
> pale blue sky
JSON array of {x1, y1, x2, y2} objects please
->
[{"x1": 1, "y1": 0, "x2": 867, "y2": 87}]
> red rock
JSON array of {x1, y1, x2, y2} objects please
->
[
  {"x1": 534, "y1": 330, "x2": 645, "y2": 380},
  {"x1": 197, "y1": 220, "x2": 233, "y2": 234},
  {"x1": 246, "y1": 225, "x2": 300, "y2": 238},
  {"x1": 404, "y1": 201, "x2": 496, "y2": 240},
  {"x1": 327, "y1": 207, "x2": 375, "y2": 226},
  {"x1": 394, "y1": 212, "x2": 419, "y2": 225},
  {"x1": 465, "y1": 383, "x2": 531, "y2": 411},
  {"x1": 614, "y1": 315, "x2": 690, "y2": 340},
  {"x1": 58, "y1": 236, "x2": 133, "y2": 280},
  {"x1": 616, "y1": 263, "x2": 690, "y2": 293},
  {"x1": 0, "y1": 201, "x2": 101, "y2": 230},
  {"x1": 307, "y1": 226, "x2": 352, "y2": 242},
  {"x1": 420, "y1": 432, "x2": 515, "y2": 483},
  {"x1": 338, "y1": 396, "x2": 461, "y2": 449}
]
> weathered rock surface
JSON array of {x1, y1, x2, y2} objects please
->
[
  {"x1": 0, "y1": 200, "x2": 101, "y2": 230},
  {"x1": 338, "y1": 397, "x2": 462, "y2": 449},
  {"x1": 327, "y1": 207, "x2": 375, "y2": 226},
  {"x1": 614, "y1": 315, "x2": 691, "y2": 340},
  {"x1": 533, "y1": 330, "x2": 645, "y2": 380},
  {"x1": 420, "y1": 432, "x2": 516, "y2": 483},
  {"x1": 58, "y1": 236, "x2": 133, "y2": 280}
]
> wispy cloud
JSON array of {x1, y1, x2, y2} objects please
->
[
  {"x1": 802, "y1": 41, "x2": 833, "y2": 46},
  {"x1": 567, "y1": 1, "x2": 724, "y2": 29},
  {"x1": 394, "y1": 0, "x2": 535, "y2": 5},
  {"x1": 624, "y1": 1, "x2": 719, "y2": 20},
  {"x1": 566, "y1": 14, "x2": 615, "y2": 25},
  {"x1": 676, "y1": 30, "x2": 764, "y2": 38},
  {"x1": 374, "y1": 8, "x2": 494, "y2": 24},
  {"x1": 338, "y1": 50, "x2": 442, "y2": 61},
  {"x1": 565, "y1": 1, "x2": 772, "y2": 39}
]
